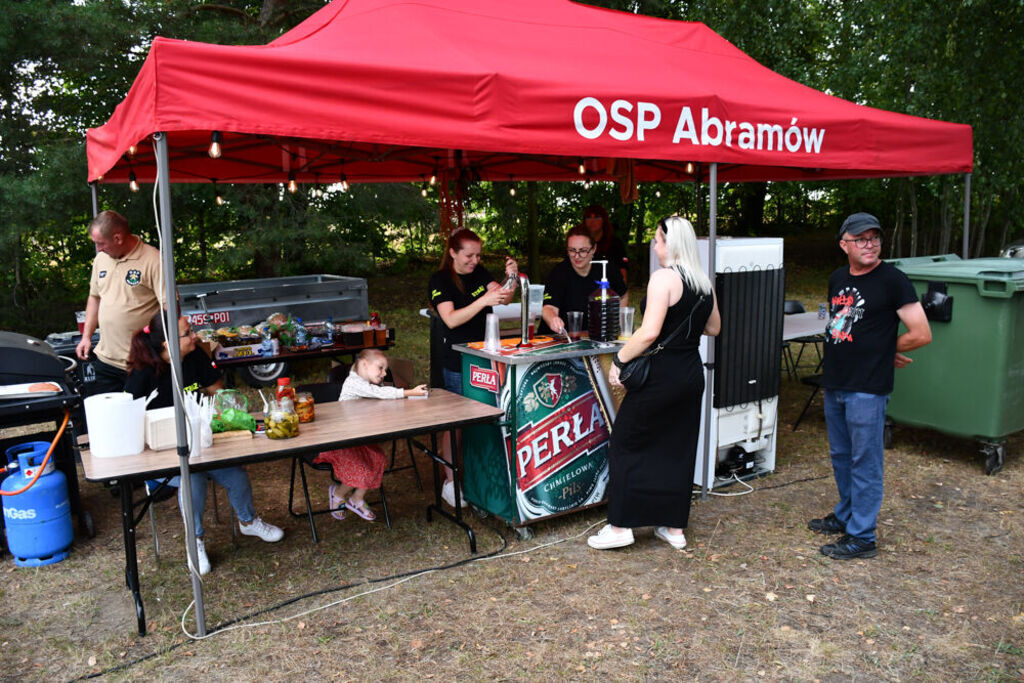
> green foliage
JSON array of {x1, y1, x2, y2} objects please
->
[{"x1": 2, "y1": 0, "x2": 1022, "y2": 338}]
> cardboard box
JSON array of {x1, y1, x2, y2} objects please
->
[
  {"x1": 213, "y1": 343, "x2": 264, "y2": 361},
  {"x1": 145, "y1": 406, "x2": 178, "y2": 451}
]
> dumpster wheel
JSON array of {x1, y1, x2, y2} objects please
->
[
  {"x1": 981, "y1": 442, "x2": 1005, "y2": 476},
  {"x1": 514, "y1": 525, "x2": 535, "y2": 541}
]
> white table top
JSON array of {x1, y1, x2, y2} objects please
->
[{"x1": 783, "y1": 311, "x2": 826, "y2": 341}]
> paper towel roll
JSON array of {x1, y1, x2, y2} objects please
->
[{"x1": 85, "y1": 392, "x2": 146, "y2": 458}]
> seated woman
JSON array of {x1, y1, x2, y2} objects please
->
[
  {"x1": 541, "y1": 225, "x2": 628, "y2": 335},
  {"x1": 125, "y1": 312, "x2": 284, "y2": 576}
]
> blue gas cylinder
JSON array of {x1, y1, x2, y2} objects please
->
[{"x1": 2, "y1": 441, "x2": 73, "y2": 567}]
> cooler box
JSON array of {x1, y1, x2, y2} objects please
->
[{"x1": 888, "y1": 257, "x2": 1024, "y2": 471}]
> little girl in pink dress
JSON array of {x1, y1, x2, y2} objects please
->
[{"x1": 314, "y1": 349, "x2": 427, "y2": 521}]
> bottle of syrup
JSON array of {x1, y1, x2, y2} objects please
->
[{"x1": 587, "y1": 260, "x2": 620, "y2": 341}]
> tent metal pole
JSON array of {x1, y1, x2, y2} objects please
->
[
  {"x1": 90, "y1": 182, "x2": 98, "y2": 218},
  {"x1": 962, "y1": 173, "x2": 972, "y2": 258},
  {"x1": 700, "y1": 163, "x2": 718, "y2": 500},
  {"x1": 154, "y1": 132, "x2": 207, "y2": 636}
]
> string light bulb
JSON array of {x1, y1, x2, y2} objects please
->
[
  {"x1": 341, "y1": 176, "x2": 350, "y2": 192},
  {"x1": 208, "y1": 131, "x2": 222, "y2": 159},
  {"x1": 510, "y1": 185, "x2": 516, "y2": 196},
  {"x1": 287, "y1": 172, "x2": 297, "y2": 194},
  {"x1": 128, "y1": 144, "x2": 137, "y2": 157},
  {"x1": 578, "y1": 158, "x2": 586, "y2": 175},
  {"x1": 128, "y1": 171, "x2": 139, "y2": 192},
  {"x1": 655, "y1": 190, "x2": 661, "y2": 198},
  {"x1": 212, "y1": 180, "x2": 224, "y2": 206},
  {"x1": 429, "y1": 173, "x2": 437, "y2": 186},
  {"x1": 421, "y1": 185, "x2": 428, "y2": 197},
  {"x1": 685, "y1": 161, "x2": 694, "y2": 175}
]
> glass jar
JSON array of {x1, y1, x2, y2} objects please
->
[
  {"x1": 295, "y1": 392, "x2": 315, "y2": 423},
  {"x1": 275, "y1": 377, "x2": 296, "y2": 403},
  {"x1": 265, "y1": 398, "x2": 300, "y2": 439}
]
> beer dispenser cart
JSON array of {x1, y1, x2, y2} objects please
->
[{"x1": 454, "y1": 340, "x2": 620, "y2": 539}]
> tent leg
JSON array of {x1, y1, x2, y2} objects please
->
[
  {"x1": 154, "y1": 132, "x2": 207, "y2": 636},
  {"x1": 90, "y1": 182, "x2": 98, "y2": 218},
  {"x1": 700, "y1": 163, "x2": 718, "y2": 501},
  {"x1": 962, "y1": 172, "x2": 971, "y2": 259}
]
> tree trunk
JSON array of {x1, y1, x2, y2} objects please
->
[
  {"x1": 908, "y1": 178, "x2": 919, "y2": 257},
  {"x1": 526, "y1": 181, "x2": 539, "y2": 280},
  {"x1": 737, "y1": 182, "x2": 767, "y2": 235},
  {"x1": 260, "y1": 0, "x2": 287, "y2": 25},
  {"x1": 971, "y1": 195, "x2": 992, "y2": 258},
  {"x1": 890, "y1": 183, "x2": 904, "y2": 258},
  {"x1": 938, "y1": 179, "x2": 953, "y2": 254}
]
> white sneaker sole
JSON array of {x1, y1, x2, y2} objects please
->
[
  {"x1": 654, "y1": 526, "x2": 687, "y2": 549},
  {"x1": 587, "y1": 526, "x2": 634, "y2": 550}
]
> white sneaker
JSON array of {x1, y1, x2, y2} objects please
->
[
  {"x1": 239, "y1": 516, "x2": 284, "y2": 542},
  {"x1": 193, "y1": 537, "x2": 211, "y2": 576},
  {"x1": 587, "y1": 524, "x2": 634, "y2": 550},
  {"x1": 441, "y1": 479, "x2": 467, "y2": 508},
  {"x1": 654, "y1": 526, "x2": 687, "y2": 550}
]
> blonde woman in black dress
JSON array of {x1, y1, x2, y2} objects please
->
[{"x1": 589, "y1": 216, "x2": 721, "y2": 551}]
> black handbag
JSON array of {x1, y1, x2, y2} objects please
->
[{"x1": 614, "y1": 291, "x2": 708, "y2": 392}]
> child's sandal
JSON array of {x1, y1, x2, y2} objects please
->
[
  {"x1": 344, "y1": 499, "x2": 376, "y2": 522},
  {"x1": 328, "y1": 484, "x2": 347, "y2": 521}
]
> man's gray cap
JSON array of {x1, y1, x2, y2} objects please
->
[{"x1": 839, "y1": 212, "x2": 882, "y2": 240}]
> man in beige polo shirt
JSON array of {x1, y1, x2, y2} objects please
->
[{"x1": 76, "y1": 210, "x2": 163, "y2": 396}]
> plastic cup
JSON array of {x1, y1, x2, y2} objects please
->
[
  {"x1": 483, "y1": 313, "x2": 501, "y2": 352},
  {"x1": 619, "y1": 306, "x2": 635, "y2": 339},
  {"x1": 76, "y1": 311, "x2": 86, "y2": 335},
  {"x1": 566, "y1": 311, "x2": 583, "y2": 340}
]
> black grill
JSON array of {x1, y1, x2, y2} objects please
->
[{"x1": 0, "y1": 331, "x2": 91, "y2": 541}]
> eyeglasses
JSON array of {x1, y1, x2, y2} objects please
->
[
  {"x1": 568, "y1": 246, "x2": 594, "y2": 257},
  {"x1": 179, "y1": 327, "x2": 195, "y2": 338},
  {"x1": 843, "y1": 235, "x2": 882, "y2": 248}
]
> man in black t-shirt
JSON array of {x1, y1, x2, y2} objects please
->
[
  {"x1": 541, "y1": 225, "x2": 628, "y2": 335},
  {"x1": 808, "y1": 212, "x2": 931, "y2": 560}
]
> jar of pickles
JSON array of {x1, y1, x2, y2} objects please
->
[
  {"x1": 295, "y1": 392, "x2": 315, "y2": 423},
  {"x1": 265, "y1": 398, "x2": 300, "y2": 439}
]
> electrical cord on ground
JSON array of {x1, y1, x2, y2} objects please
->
[
  {"x1": 76, "y1": 512, "x2": 581, "y2": 681},
  {"x1": 707, "y1": 473, "x2": 756, "y2": 496}
]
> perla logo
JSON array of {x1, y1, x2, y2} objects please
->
[{"x1": 3, "y1": 507, "x2": 37, "y2": 520}]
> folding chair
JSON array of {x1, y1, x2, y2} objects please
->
[
  {"x1": 792, "y1": 373, "x2": 823, "y2": 431},
  {"x1": 144, "y1": 475, "x2": 235, "y2": 563},
  {"x1": 287, "y1": 380, "x2": 394, "y2": 542}
]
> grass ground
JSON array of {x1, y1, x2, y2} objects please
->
[{"x1": 2, "y1": 236, "x2": 1022, "y2": 681}]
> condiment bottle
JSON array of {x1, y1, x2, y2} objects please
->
[
  {"x1": 276, "y1": 377, "x2": 296, "y2": 403},
  {"x1": 587, "y1": 260, "x2": 621, "y2": 341}
]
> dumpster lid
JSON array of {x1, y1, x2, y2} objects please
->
[{"x1": 894, "y1": 257, "x2": 1024, "y2": 297}]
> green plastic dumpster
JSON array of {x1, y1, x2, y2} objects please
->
[{"x1": 887, "y1": 257, "x2": 1024, "y2": 473}]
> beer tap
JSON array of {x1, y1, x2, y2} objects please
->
[{"x1": 517, "y1": 273, "x2": 531, "y2": 347}]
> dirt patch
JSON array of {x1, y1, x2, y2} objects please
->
[{"x1": 2, "y1": 376, "x2": 1022, "y2": 681}]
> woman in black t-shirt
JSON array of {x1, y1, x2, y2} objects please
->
[
  {"x1": 427, "y1": 228, "x2": 517, "y2": 507},
  {"x1": 125, "y1": 312, "x2": 283, "y2": 575},
  {"x1": 542, "y1": 225, "x2": 628, "y2": 335}
]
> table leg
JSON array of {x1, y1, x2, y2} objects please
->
[
  {"x1": 423, "y1": 430, "x2": 476, "y2": 553},
  {"x1": 119, "y1": 480, "x2": 146, "y2": 636}
]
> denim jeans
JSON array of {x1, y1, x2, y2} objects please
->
[
  {"x1": 177, "y1": 467, "x2": 256, "y2": 537},
  {"x1": 442, "y1": 368, "x2": 463, "y2": 395},
  {"x1": 823, "y1": 389, "x2": 889, "y2": 543}
]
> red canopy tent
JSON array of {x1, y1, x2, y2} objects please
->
[
  {"x1": 85, "y1": 0, "x2": 974, "y2": 636},
  {"x1": 87, "y1": 0, "x2": 972, "y2": 187}
]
